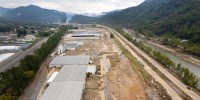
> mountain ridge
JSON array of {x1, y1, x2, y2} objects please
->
[
  {"x1": 0, "y1": 7, "x2": 12, "y2": 16},
  {"x1": 71, "y1": 0, "x2": 200, "y2": 44},
  {"x1": 1, "y1": 5, "x2": 67, "y2": 23}
]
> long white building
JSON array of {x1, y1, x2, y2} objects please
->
[
  {"x1": 40, "y1": 65, "x2": 87, "y2": 100},
  {"x1": 49, "y1": 55, "x2": 90, "y2": 68}
]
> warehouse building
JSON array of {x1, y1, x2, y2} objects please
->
[
  {"x1": 72, "y1": 32, "x2": 101, "y2": 37},
  {"x1": 40, "y1": 55, "x2": 97, "y2": 100},
  {"x1": 49, "y1": 55, "x2": 90, "y2": 68},
  {"x1": 64, "y1": 31, "x2": 101, "y2": 40},
  {"x1": 57, "y1": 41, "x2": 83, "y2": 54},
  {"x1": 63, "y1": 42, "x2": 79, "y2": 51},
  {"x1": 40, "y1": 65, "x2": 87, "y2": 100},
  {"x1": 40, "y1": 81, "x2": 85, "y2": 100},
  {"x1": 53, "y1": 65, "x2": 87, "y2": 82},
  {"x1": 0, "y1": 46, "x2": 21, "y2": 50},
  {"x1": 71, "y1": 32, "x2": 101, "y2": 40}
]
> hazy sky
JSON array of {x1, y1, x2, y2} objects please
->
[{"x1": 0, "y1": 0, "x2": 145, "y2": 14}]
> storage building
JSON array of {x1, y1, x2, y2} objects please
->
[
  {"x1": 49, "y1": 55, "x2": 90, "y2": 68},
  {"x1": 40, "y1": 65, "x2": 87, "y2": 100}
]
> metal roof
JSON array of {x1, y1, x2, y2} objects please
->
[
  {"x1": 71, "y1": 37, "x2": 100, "y2": 40},
  {"x1": 72, "y1": 32, "x2": 101, "y2": 37},
  {"x1": 40, "y1": 65, "x2": 87, "y2": 100},
  {"x1": 49, "y1": 55, "x2": 90, "y2": 67},
  {"x1": 53, "y1": 65, "x2": 87, "y2": 82},
  {"x1": 39, "y1": 81, "x2": 84, "y2": 100}
]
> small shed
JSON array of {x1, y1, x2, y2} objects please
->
[{"x1": 49, "y1": 55, "x2": 90, "y2": 68}]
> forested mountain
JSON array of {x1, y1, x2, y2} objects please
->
[
  {"x1": 100, "y1": 0, "x2": 200, "y2": 44},
  {"x1": 70, "y1": 15, "x2": 97, "y2": 24},
  {"x1": 0, "y1": 7, "x2": 12, "y2": 16},
  {"x1": 2, "y1": 5, "x2": 66, "y2": 23},
  {"x1": 71, "y1": 0, "x2": 200, "y2": 44}
]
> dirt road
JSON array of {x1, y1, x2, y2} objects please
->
[{"x1": 108, "y1": 27, "x2": 200, "y2": 100}]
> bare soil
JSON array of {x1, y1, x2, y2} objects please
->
[
  {"x1": 106, "y1": 55, "x2": 147, "y2": 100},
  {"x1": 26, "y1": 28, "x2": 171, "y2": 100}
]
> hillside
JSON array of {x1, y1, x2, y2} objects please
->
[
  {"x1": 70, "y1": 15, "x2": 97, "y2": 24},
  {"x1": 2, "y1": 5, "x2": 66, "y2": 23},
  {"x1": 99, "y1": 0, "x2": 200, "y2": 44},
  {"x1": 0, "y1": 7, "x2": 11, "y2": 16},
  {"x1": 71, "y1": 0, "x2": 200, "y2": 44}
]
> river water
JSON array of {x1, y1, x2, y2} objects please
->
[
  {"x1": 125, "y1": 29, "x2": 200, "y2": 77},
  {"x1": 144, "y1": 42, "x2": 200, "y2": 77}
]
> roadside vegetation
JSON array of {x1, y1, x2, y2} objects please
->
[
  {"x1": 114, "y1": 34, "x2": 151, "y2": 81},
  {"x1": 115, "y1": 28, "x2": 200, "y2": 89},
  {"x1": 95, "y1": 0, "x2": 200, "y2": 58},
  {"x1": 0, "y1": 26, "x2": 68, "y2": 99},
  {"x1": 157, "y1": 36, "x2": 200, "y2": 57}
]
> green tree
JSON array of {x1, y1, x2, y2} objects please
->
[{"x1": 110, "y1": 33, "x2": 114, "y2": 38}]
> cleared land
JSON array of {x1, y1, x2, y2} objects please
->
[
  {"x1": 23, "y1": 27, "x2": 170, "y2": 100},
  {"x1": 108, "y1": 27, "x2": 200, "y2": 100}
]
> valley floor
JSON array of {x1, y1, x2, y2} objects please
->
[{"x1": 20, "y1": 26, "x2": 170, "y2": 100}]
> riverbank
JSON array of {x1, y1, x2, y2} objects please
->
[{"x1": 147, "y1": 40, "x2": 200, "y2": 68}]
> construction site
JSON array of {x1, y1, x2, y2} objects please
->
[{"x1": 22, "y1": 26, "x2": 171, "y2": 100}]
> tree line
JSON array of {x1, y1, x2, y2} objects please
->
[
  {"x1": 0, "y1": 26, "x2": 68, "y2": 100},
  {"x1": 160, "y1": 36, "x2": 200, "y2": 57},
  {"x1": 115, "y1": 28, "x2": 200, "y2": 88},
  {"x1": 0, "y1": 24, "x2": 12, "y2": 32}
]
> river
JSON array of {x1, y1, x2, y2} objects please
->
[{"x1": 125, "y1": 29, "x2": 200, "y2": 77}]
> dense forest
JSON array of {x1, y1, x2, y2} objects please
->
[
  {"x1": 99, "y1": 0, "x2": 200, "y2": 44},
  {"x1": 0, "y1": 5, "x2": 66, "y2": 24},
  {"x1": 70, "y1": 15, "x2": 97, "y2": 24},
  {"x1": 0, "y1": 26, "x2": 68, "y2": 99},
  {"x1": 70, "y1": 0, "x2": 200, "y2": 57}
]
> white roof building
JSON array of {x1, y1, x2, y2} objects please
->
[
  {"x1": 0, "y1": 53, "x2": 15, "y2": 62},
  {"x1": 71, "y1": 32, "x2": 101, "y2": 40},
  {"x1": 40, "y1": 81, "x2": 85, "y2": 100},
  {"x1": 49, "y1": 55, "x2": 90, "y2": 68},
  {"x1": 0, "y1": 46, "x2": 21, "y2": 50},
  {"x1": 53, "y1": 65, "x2": 87, "y2": 82},
  {"x1": 40, "y1": 65, "x2": 87, "y2": 100}
]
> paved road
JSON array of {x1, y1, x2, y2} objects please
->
[
  {"x1": 107, "y1": 27, "x2": 200, "y2": 100},
  {"x1": 106, "y1": 27, "x2": 182, "y2": 100},
  {"x1": 0, "y1": 38, "x2": 48, "y2": 72}
]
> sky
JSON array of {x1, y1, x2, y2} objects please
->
[{"x1": 0, "y1": 0, "x2": 145, "y2": 14}]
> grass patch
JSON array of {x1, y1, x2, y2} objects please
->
[{"x1": 114, "y1": 38, "x2": 151, "y2": 81}]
